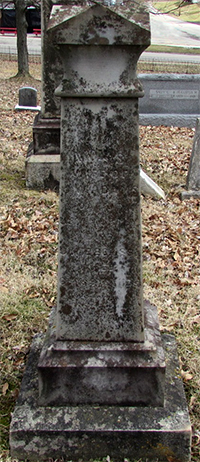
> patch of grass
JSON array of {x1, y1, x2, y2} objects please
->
[
  {"x1": 147, "y1": 44, "x2": 200, "y2": 54},
  {"x1": 153, "y1": 0, "x2": 200, "y2": 23},
  {"x1": 138, "y1": 60, "x2": 200, "y2": 74}
]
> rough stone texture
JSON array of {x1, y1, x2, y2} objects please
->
[
  {"x1": 57, "y1": 97, "x2": 144, "y2": 342},
  {"x1": 32, "y1": 114, "x2": 60, "y2": 155},
  {"x1": 181, "y1": 118, "x2": 200, "y2": 199},
  {"x1": 25, "y1": 154, "x2": 60, "y2": 190},
  {"x1": 25, "y1": 113, "x2": 60, "y2": 189},
  {"x1": 139, "y1": 113, "x2": 199, "y2": 128},
  {"x1": 25, "y1": 0, "x2": 66, "y2": 188},
  {"x1": 187, "y1": 117, "x2": 200, "y2": 190},
  {"x1": 9, "y1": 333, "x2": 191, "y2": 462},
  {"x1": 47, "y1": 1, "x2": 150, "y2": 343},
  {"x1": 41, "y1": 0, "x2": 64, "y2": 118},
  {"x1": 38, "y1": 302, "x2": 165, "y2": 406},
  {"x1": 36, "y1": 0, "x2": 166, "y2": 411},
  {"x1": 181, "y1": 189, "x2": 200, "y2": 199},
  {"x1": 139, "y1": 73, "x2": 200, "y2": 127}
]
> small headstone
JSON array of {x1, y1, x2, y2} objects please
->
[
  {"x1": 181, "y1": 118, "x2": 200, "y2": 199},
  {"x1": 15, "y1": 87, "x2": 41, "y2": 111}
]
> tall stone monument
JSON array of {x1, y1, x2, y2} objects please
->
[{"x1": 10, "y1": 2, "x2": 191, "y2": 461}]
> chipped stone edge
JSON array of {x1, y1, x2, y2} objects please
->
[{"x1": 10, "y1": 333, "x2": 191, "y2": 462}]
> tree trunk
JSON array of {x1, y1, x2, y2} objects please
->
[{"x1": 15, "y1": 0, "x2": 29, "y2": 76}]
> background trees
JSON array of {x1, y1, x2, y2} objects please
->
[{"x1": 0, "y1": 0, "x2": 41, "y2": 76}]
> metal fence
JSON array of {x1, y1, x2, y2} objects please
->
[
  {"x1": 0, "y1": 48, "x2": 41, "y2": 63},
  {"x1": 138, "y1": 59, "x2": 200, "y2": 75},
  {"x1": 0, "y1": 49, "x2": 199, "y2": 73}
]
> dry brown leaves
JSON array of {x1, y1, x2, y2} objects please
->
[{"x1": 0, "y1": 63, "x2": 200, "y2": 460}]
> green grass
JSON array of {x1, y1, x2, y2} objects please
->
[
  {"x1": 147, "y1": 44, "x2": 200, "y2": 54},
  {"x1": 153, "y1": 0, "x2": 200, "y2": 23}
]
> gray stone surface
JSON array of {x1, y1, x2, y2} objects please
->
[
  {"x1": 38, "y1": 302, "x2": 165, "y2": 406},
  {"x1": 25, "y1": 154, "x2": 165, "y2": 198},
  {"x1": 9, "y1": 332, "x2": 191, "y2": 462},
  {"x1": 49, "y1": 1, "x2": 150, "y2": 344},
  {"x1": 187, "y1": 117, "x2": 200, "y2": 189},
  {"x1": 25, "y1": 154, "x2": 60, "y2": 190},
  {"x1": 57, "y1": 96, "x2": 144, "y2": 342},
  {"x1": 139, "y1": 73, "x2": 200, "y2": 127},
  {"x1": 19, "y1": 87, "x2": 37, "y2": 107},
  {"x1": 181, "y1": 118, "x2": 200, "y2": 199}
]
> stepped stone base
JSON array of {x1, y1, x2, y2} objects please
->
[
  {"x1": 25, "y1": 154, "x2": 60, "y2": 190},
  {"x1": 38, "y1": 302, "x2": 165, "y2": 407},
  {"x1": 10, "y1": 332, "x2": 191, "y2": 461},
  {"x1": 181, "y1": 189, "x2": 200, "y2": 200}
]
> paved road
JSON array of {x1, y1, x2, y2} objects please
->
[
  {"x1": 0, "y1": 10, "x2": 200, "y2": 58},
  {"x1": 0, "y1": 34, "x2": 41, "y2": 55}
]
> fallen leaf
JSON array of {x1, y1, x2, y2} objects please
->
[
  {"x1": 2, "y1": 313, "x2": 18, "y2": 321},
  {"x1": 2, "y1": 382, "x2": 9, "y2": 395},
  {"x1": 190, "y1": 396, "x2": 196, "y2": 410},
  {"x1": 181, "y1": 370, "x2": 193, "y2": 381},
  {"x1": 0, "y1": 286, "x2": 9, "y2": 293}
]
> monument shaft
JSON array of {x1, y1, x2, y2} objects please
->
[{"x1": 57, "y1": 96, "x2": 143, "y2": 341}]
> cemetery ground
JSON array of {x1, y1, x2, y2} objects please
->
[{"x1": 0, "y1": 61, "x2": 200, "y2": 462}]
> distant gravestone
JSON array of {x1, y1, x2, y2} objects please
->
[
  {"x1": 139, "y1": 74, "x2": 200, "y2": 128},
  {"x1": 181, "y1": 118, "x2": 200, "y2": 199},
  {"x1": 15, "y1": 87, "x2": 41, "y2": 111}
]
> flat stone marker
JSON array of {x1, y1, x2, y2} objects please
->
[
  {"x1": 182, "y1": 117, "x2": 200, "y2": 199},
  {"x1": 15, "y1": 87, "x2": 41, "y2": 111},
  {"x1": 10, "y1": 2, "x2": 191, "y2": 461}
]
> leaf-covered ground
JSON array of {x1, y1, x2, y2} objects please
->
[{"x1": 0, "y1": 62, "x2": 200, "y2": 462}]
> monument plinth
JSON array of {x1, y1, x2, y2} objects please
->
[{"x1": 10, "y1": 2, "x2": 191, "y2": 461}]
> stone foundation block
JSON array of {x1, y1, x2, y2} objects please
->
[{"x1": 9, "y1": 333, "x2": 191, "y2": 462}]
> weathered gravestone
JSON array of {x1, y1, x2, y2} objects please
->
[
  {"x1": 10, "y1": 2, "x2": 191, "y2": 461},
  {"x1": 182, "y1": 118, "x2": 200, "y2": 199},
  {"x1": 15, "y1": 87, "x2": 41, "y2": 111},
  {"x1": 139, "y1": 74, "x2": 200, "y2": 128}
]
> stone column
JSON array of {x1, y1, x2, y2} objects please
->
[
  {"x1": 25, "y1": 0, "x2": 66, "y2": 190},
  {"x1": 37, "y1": 0, "x2": 166, "y2": 407}
]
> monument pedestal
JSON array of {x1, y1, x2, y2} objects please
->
[
  {"x1": 10, "y1": 329, "x2": 191, "y2": 462},
  {"x1": 25, "y1": 114, "x2": 60, "y2": 190},
  {"x1": 38, "y1": 302, "x2": 165, "y2": 407}
]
